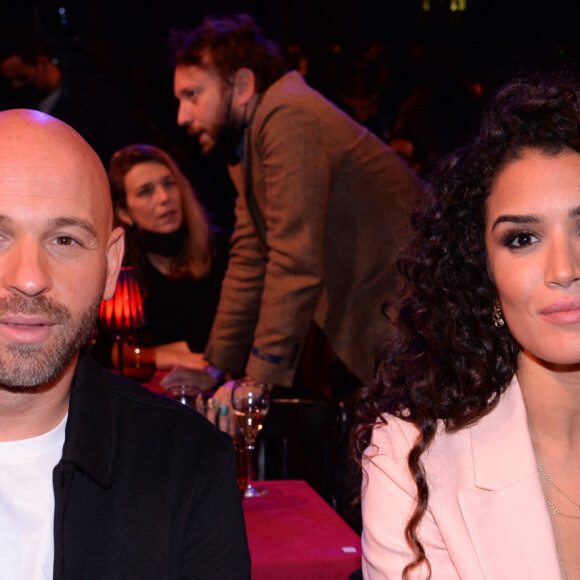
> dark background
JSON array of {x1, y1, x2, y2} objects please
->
[
  {"x1": 1, "y1": 0, "x2": 578, "y2": 226},
  {"x1": 3, "y1": 0, "x2": 577, "y2": 80}
]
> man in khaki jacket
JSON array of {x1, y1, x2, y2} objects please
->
[{"x1": 171, "y1": 15, "x2": 421, "y2": 392}]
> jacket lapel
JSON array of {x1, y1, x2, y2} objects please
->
[
  {"x1": 458, "y1": 379, "x2": 561, "y2": 579},
  {"x1": 61, "y1": 353, "x2": 116, "y2": 487},
  {"x1": 242, "y1": 127, "x2": 268, "y2": 254}
]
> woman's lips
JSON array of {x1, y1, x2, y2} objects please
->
[
  {"x1": 0, "y1": 315, "x2": 56, "y2": 344},
  {"x1": 539, "y1": 300, "x2": 580, "y2": 324},
  {"x1": 158, "y1": 209, "x2": 180, "y2": 220}
]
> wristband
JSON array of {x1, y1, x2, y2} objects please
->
[{"x1": 206, "y1": 364, "x2": 226, "y2": 383}]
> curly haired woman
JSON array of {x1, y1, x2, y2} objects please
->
[{"x1": 354, "y1": 71, "x2": 580, "y2": 579}]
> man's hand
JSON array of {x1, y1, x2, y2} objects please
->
[
  {"x1": 154, "y1": 342, "x2": 206, "y2": 370},
  {"x1": 160, "y1": 366, "x2": 219, "y2": 392},
  {"x1": 211, "y1": 380, "x2": 239, "y2": 436}
]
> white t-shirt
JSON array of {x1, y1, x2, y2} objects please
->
[{"x1": 0, "y1": 415, "x2": 67, "y2": 579}]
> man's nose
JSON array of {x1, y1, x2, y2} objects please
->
[
  {"x1": 177, "y1": 101, "x2": 193, "y2": 127},
  {"x1": 1, "y1": 240, "x2": 51, "y2": 297}
]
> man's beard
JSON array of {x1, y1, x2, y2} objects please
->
[
  {"x1": 0, "y1": 291, "x2": 103, "y2": 389},
  {"x1": 209, "y1": 119, "x2": 246, "y2": 165},
  {"x1": 206, "y1": 87, "x2": 246, "y2": 165}
]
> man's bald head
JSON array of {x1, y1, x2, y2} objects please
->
[
  {"x1": 0, "y1": 109, "x2": 113, "y2": 232},
  {"x1": 0, "y1": 110, "x2": 125, "y2": 396}
]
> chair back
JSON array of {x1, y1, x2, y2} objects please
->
[{"x1": 255, "y1": 398, "x2": 347, "y2": 506}]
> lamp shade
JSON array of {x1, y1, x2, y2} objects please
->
[{"x1": 99, "y1": 266, "x2": 145, "y2": 330}]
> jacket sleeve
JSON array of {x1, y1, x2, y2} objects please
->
[
  {"x1": 204, "y1": 163, "x2": 267, "y2": 377},
  {"x1": 361, "y1": 418, "x2": 461, "y2": 579},
  {"x1": 206, "y1": 103, "x2": 332, "y2": 386}
]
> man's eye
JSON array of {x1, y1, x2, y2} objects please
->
[{"x1": 56, "y1": 236, "x2": 76, "y2": 246}]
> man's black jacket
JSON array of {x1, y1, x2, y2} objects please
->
[{"x1": 52, "y1": 354, "x2": 250, "y2": 579}]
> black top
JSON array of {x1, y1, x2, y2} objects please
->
[
  {"x1": 53, "y1": 353, "x2": 250, "y2": 579},
  {"x1": 140, "y1": 227, "x2": 230, "y2": 352}
]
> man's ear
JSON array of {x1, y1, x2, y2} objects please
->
[
  {"x1": 103, "y1": 227, "x2": 125, "y2": 300},
  {"x1": 233, "y1": 68, "x2": 256, "y2": 105}
]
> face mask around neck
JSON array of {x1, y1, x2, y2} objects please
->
[{"x1": 137, "y1": 223, "x2": 188, "y2": 257}]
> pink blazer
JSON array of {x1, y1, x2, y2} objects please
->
[{"x1": 361, "y1": 377, "x2": 561, "y2": 579}]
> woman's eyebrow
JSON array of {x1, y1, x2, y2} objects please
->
[
  {"x1": 491, "y1": 206, "x2": 580, "y2": 230},
  {"x1": 491, "y1": 214, "x2": 540, "y2": 231}
]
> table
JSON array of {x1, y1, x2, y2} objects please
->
[
  {"x1": 143, "y1": 370, "x2": 166, "y2": 394},
  {"x1": 243, "y1": 480, "x2": 361, "y2": 579}
]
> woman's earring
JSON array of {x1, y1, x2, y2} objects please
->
[{"x1": 492, "y1": 300, "x2": 505, "y2": 327}]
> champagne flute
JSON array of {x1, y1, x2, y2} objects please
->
[{"x1": 231, "y1": 379, "x2": 272, "y2": 497}]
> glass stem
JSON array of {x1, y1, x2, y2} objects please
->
[
  {"x1": 116, "y1": 333, "x2": 124, "y2": 375},
  {"x1": 245, "y1": 440, "x2": 254, "y2": 491}
]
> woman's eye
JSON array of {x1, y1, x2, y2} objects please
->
[
  {"x1": 137, "y1": 187, "x2": 152, "y2": 197},
  {"x1": 503, "y1": 231, "x2": 538, "y2": 249},
  {"x1": 163, "y1": 179, "x2": 177, "y2": 190}
]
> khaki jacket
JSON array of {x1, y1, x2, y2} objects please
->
[{"x1": 205, "y1": 72, "x2": 421, "y2": 386}]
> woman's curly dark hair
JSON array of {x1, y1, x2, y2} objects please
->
[{"x1": 352, "y1": 70, "x2": 580, "y2": 578}]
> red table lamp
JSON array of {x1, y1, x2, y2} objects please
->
[{"x1": 98, "y1": 266, "x2": 150, "y2": 377}]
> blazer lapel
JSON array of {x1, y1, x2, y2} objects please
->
[{"x1": 458, "y1": 379, "x2": 561, "y2": 579}]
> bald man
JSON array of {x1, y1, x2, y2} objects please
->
[{"x1": 0, "y1": 110, "x2": 250, "y2": 579}]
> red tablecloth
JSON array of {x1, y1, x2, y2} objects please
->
[
  {"x1": 143, "y1": 370, "x2": 166, "y2": 394},
  {"x1": 243, "y1": 480, "x2": 361, "y2": 580}
]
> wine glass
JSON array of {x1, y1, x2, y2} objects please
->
[
  {"x1": 163, "y1": 384, "x2": 202, "y2": 408},
  {"x1": 231, "y1": 379, "x2": 272, "y2": 497}
]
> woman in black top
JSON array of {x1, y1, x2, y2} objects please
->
[{"x1": 108, "y1": 144, "x2": 229, "y2": 370}]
